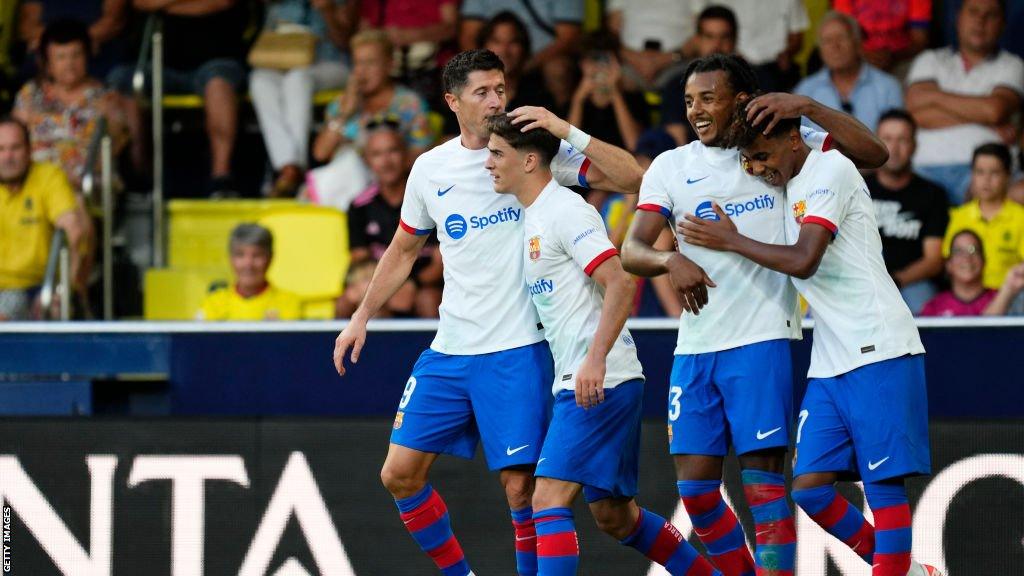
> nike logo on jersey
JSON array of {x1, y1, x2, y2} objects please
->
[
  {"x1": 694, "y1": 528, "x2": 714, "y2": 538},
  {"x1": 756, "y1": 427, "x2": 782, "y2": 440},
  {"x1": 537, "y1": 457, "x2": 547, "y2": 464},
  {"x1": 437, "y1": 184, "x2": 455, "y2": 196},
  {"x1": 506, "y1": 444, "x2": 530, "y2": 456},
  {"x1": 687, "y1": 175, "x2": 710, "y2": 184},
  {"x1": 868, "y1": 456, "x2": 889, "y2": 470}
]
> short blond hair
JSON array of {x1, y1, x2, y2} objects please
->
[{"x1": 350, "y1": 29, "x2": 393, "y2": 58}]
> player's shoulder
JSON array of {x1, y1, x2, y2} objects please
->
[
  {"x1": 647, "y1": 142, "x2": 703, "y2": 173},
  {"x1": 815, "y1": 148, "x2": 858, "y2": 174},
  {"x1": 411, "y1": 138, "x2": 460, "y2": 171}
]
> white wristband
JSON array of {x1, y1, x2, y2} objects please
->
[{"x1": 567, "y1": 125, "x2": 592, "y2": 152}]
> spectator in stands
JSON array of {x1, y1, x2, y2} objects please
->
[
  {"x1": 18, "y1": 0, "x2": 128, "y2": 78},
  {"x1": 660, "y1": 5, "x2": 738, "y2": 145},
  {"x1": 605, "y1": 0, "x2": 700, "y2": 90},
  {"x1": 693, "y1": 0, "x2": 807, "y2": 92},
  {"x1": 459, "y1": 0, "x2": 582, "y2": 75},
  {"x1": 110, "y1": 0, "x2": 248, "y2": 196},
  {"x1": 794, "y1": 11, "x2": 903, "y2": 132},
  {"x1": 983, "y1": 261, "x2": 1024, "y2": 314},
  {"x1": 478, "y1": 11, "x2": 555, "y2": 112},
  {"x1": 250, "y1": 0, "x2": 353, "y2": 198},
  {"x1": 0, "y1": 117, "x2": 86, "y2": 320},
  {"x1": 335, "y1": 122, "x2": 441, "y2": 318},
  {"x1": 921, "y1": 229, "x2": 997, "y2": 316},
  {"x1": 906, "y1": 0, "x2": 1024, "y2": 205},
  {"x1": 921, "y1": 230, "x2": 996, "y2": 316},
  {"x1": 869, "y1": 109, "x2": 949, "y2": 314},
  {"x1": 355, "y1": 0, "x2": 457, "y2": 102},
  {"x1": 14, "y1": 19, "x2": 126, "y2": 191},
  {"x1": 943, "y1": 143, "x2": 1024, "y2": 290},
  {"x1": 199, "y1": 223, "x2": 301, "y2": 321},
  {"x1": 568, "y1": 30, "x2": 648, "y2": 153},
  {"x1": 833, "y1": 0, "x2": 931, "y2": 76},
  {"x1": 308, "y1": 30, "x2": 431, "y2": 209}
]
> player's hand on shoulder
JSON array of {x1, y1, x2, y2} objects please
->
[
  {"x1": 574, "y1": 354, "x2": 606, "y2": 409},
  {"x1": 508, "y1": 106, "x2": 571, "y2": 140},
  {"x1": 333, "y1": 319, "x2": 368, "y2": 377},
  {"x1": 746, "y1": 93, "x2": 811, "y2": 135}
]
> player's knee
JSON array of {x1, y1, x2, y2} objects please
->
[
  {"x1": 379, "y1": 462, "x2": 424, "y2": 499},
  {"x1": 590, "y1": 501, "x2": 634, "y2": 540},
  {"x1": 502, "y1": 472, "x2": 534, "y2": 509}
]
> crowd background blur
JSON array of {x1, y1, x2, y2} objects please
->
[{"x1": 1, "y1": 0, "x2": 1023, "y2": 322}]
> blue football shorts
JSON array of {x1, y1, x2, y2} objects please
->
[
  {"x1": 794, "y1": 354, "x2": 931, "y2": 482},
  {"x1": 390, "y1": 341, "x2": 553, "y2": 470},
  {"x1": 668, "y1": 339, "x2": 794, "y2": 456}
]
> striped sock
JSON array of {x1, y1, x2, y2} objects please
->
[
  {"x1": 620, "y1": 507, "x2": 722, "y2": 576},
  {"x1": 791, "y1": 484, "x2": 874, "y2": 563},
  {"x1": 395, "y1": 484, "x2": 471, "y2": 576},
  {"x1": 677, "y1": 480, "x2": 756, "y2": 576},
  {"x1": 741, "y1": 470, "x2": 796, "y2": 576},
  {"x1": 534, "y1": 507, "x2": 579, "y2": 576},
  {"x1": 864, "y1": 482, "x2": 912, "y2": 576},
  {"x1": 511, "y1": 506, "x2": 538, "y2": 575}
]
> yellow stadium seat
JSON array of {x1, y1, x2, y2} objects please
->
[
  {"x1": 259, "y1": 205, "x2": 350, "y2": 319},
  {"x1": 144, "y1": 267, "x2": 226, "y2": 320},
  {"x1": 168, "y1": 199, "x2": 297, "y2": 271}
]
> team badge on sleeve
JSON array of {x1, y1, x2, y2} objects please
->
[
  {"x1": 393, "y1": 411, "x2": 404, "y2": 430},
  {"x1": 529, "y1": 236, "x2": 541, "y2": 261},
  {"x1": 792, "y1": 200, "x2": 806, "y2": 224}
]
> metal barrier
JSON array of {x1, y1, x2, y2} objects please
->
[
  {"x1": 132, "y1": 14, "x2": 165, "y2": 269},
  {"x1": 80, "y1": 119, "x2": 116, "y2": 320},
  {"x1": 38, "y1": 228, "x2": 69, "y2": 321}
]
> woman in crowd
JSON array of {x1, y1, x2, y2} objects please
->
[{"x1": 250, "y1": 0, "x2": 354, "y2": 197}]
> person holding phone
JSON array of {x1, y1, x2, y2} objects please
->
[{"x1": 568, "y1": 30, "x2": 650, "y2": 155}]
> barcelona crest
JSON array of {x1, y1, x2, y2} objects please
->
[
  {"x1": 792, "y1": 200, "x2": 806, "y2": 225},
  {"x1": 529, "y1": 235, "x2": 541, "y2": 261}
]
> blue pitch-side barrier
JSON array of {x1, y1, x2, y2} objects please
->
[{"x1": 1, "y1": 318, "x2": 1023, "y2": 418}]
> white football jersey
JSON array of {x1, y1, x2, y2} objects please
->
[
  {"x1": 784, "y1": 149, "x2": 925, "y2": 378},
  {"x1": 638, "y1": 145, "x2": 806, "y2": 355},
  {"x1": 400, "y1": 137, "x2": 589, "y2": 355},
  {"x1": 523, "y1": 180, "x2": 644, "y2": 393}
]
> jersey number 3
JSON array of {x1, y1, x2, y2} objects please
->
[{"x1": 668, "y1": 385, "x2": 683, "y2": 421}]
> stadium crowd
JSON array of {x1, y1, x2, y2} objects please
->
[{"x1": 1, "y1": 0, "x2": 1023, "y2": 321}]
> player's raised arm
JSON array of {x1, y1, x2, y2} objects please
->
[
  {"x1": 507, "y1": 105, "x2": 644, "y2": 193},
  {"x1": 745, "y1": 92, "x2": 889, "y2": 169},
  {"x1": 333, "y1": 228, "x2": 429, "y2": 376}
]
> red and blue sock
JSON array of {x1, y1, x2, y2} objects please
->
[
  {"x1": 791, "y1": 484, "x2": 874, "y2": 563},
  {"x1": 534, "y1": 507, "x2": 579, "y2": 576},
  {"x1": 864, "y1": 482, "x2": 912, "y2": 576},
  {"x1": 741, "y1": 470, "x2": 796, "y2": 576},
  {"x1": 677, "y1": 480, "x2": 756, "y2": 576},
  {"x1": 511, "y1": 506, "x2": 538, "y2": 575},
  {"x1": 620, "y1": 507, "x2": 722, "y2": 576},
  {"x1": 395, "y1": 484, "x2": 472, "y2": 576}
]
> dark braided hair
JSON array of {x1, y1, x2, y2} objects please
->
[{"x1": 682, "y1": 53, "x2": 760, "y2": 99}]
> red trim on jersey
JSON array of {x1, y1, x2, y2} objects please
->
[
  {"x1": 803, "y1": 215, "x2": 838, "y2": 235},
  {"x1": 578, "y1": 158, "x2": 592, "y2": 188},
  {"x1": 584, "y1": 248, "x2": 618, "y2": 276},
  {"x1": 399, "y1": 219, "x2": 432, "y2": 236},
  {"x1": 822, "y1": 133, "x2": 835, "y2": 151}
]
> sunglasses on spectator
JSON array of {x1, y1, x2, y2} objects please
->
[
  {"x1": 366, "y1": 114, "x2": 401, "y2": 131},
  {"x1": 950, "y1": 245, "x2": 981, "y2": 257}
]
